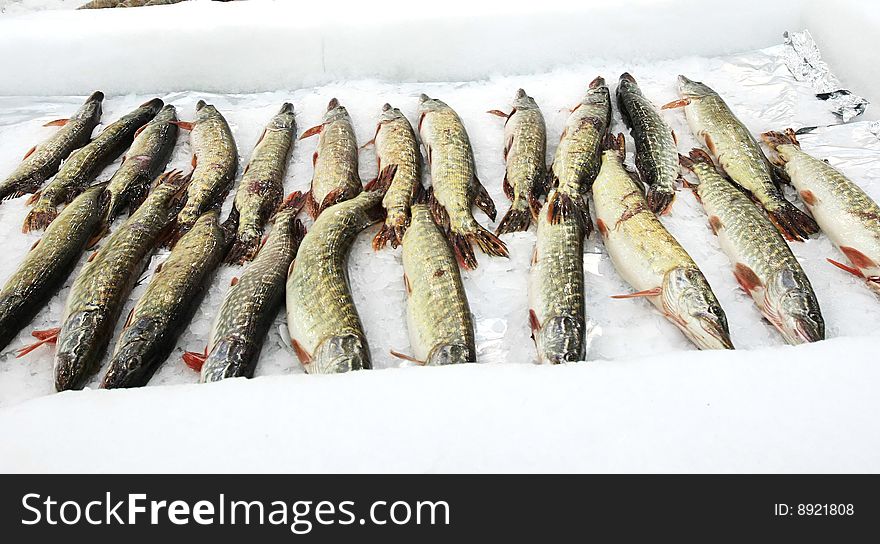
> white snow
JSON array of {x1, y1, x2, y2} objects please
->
[{"x1": 0, "y1": 1, "x2": 879, "y2": 472}]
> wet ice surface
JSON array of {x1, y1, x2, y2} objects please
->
[{"x1": 1, "y1": 45, "x2": 878, "y2": 407}]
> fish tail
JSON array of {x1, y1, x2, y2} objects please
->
[
  {"x1": 449, "y1": 230, "x2": 479, "y2": 270},
  {"x1": 760, "y1": 129, "x2": 799, "y2": 151},
  {"x1": 767, "y1": 199, "x2": 820, "y2": 241},
  {"x1": 645, "y1": 185, "x2": 675, "y2": 215},
  {"x1": 21, "y1": 199, "x2": 58, "y2": 233},
  {"x1": 225, "y1": 232, "x2": 260, "y2": 265},
  {"x1": 495, "y1": 199, "x2": 532, "y2": 234},
  {"x1": 373, "y1": 218, "x2": 408, "y2": 251},
  {"x1": 546, "y1": 190, "x2": 594, "y2": 236}
]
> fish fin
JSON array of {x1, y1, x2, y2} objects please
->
[
  {"x1": 365, "y1": 164, "x2": 398, "y2": 194},
  {"x1": 546, "y1": 191, "x2": 593, "y2": 236},
  {"x1": 304, "y1": 190, "x2": 319, "y2": 219},
  {"x1": 487, "y1": 109, "x2": 510, "y2": 118},
  {"x1": 495, "y1": 202, "x2": 532, "y2": 234},
  {"x1": 645, "y1": 186, "x2": 675, "y2": 215},
  {"x1": 799, "y1": 189, "x2": 817, "y2": 206},
  {"x1": 827, "y1": 258, "x2": 864, "y2": 278},
  {"x1": 363, "y1": 177, "x2": 379, "y2": 191},
  {"x1": 182, "y1": 348, "x2": 207, "y2": 372},
  {"x1": 610, "y1": 287, "x2": 662, "y2": 299},
  {"x1": 733, "y1": 263, "x2": 762, "y2": 293},
  {"x1": 501, "y1": 173, "x2": 513, "y2": 201},
  {"x1": 403, "y1": 273, "x2": 412, "y2": 295},
  {"x1": 21, "y1": 200, "x2": 58, "y2": 233},
  {"x1": 87, "y1": 249, "x2": 99, "y2": 262},
  {"x1": 171, "y1": 121, "x2": 194, "y2": 131},
  {"x1": 15, "y1": 327, "x2": 61, "y2": 358},
  {"x1": 278, "y1": 190, "x2": 306, "y2": 215},
  {"x1": 225, "y1": 234, "x2": 259, "y2": 265},
  {"x1": 708, "y1": 215, "x2": 723, "y2": 235},
  {"x1": 191, "y1": 154, "x2": 198, "y2": 169},
  {"x1": 85, "y1": 224, "x2": 108, "y2": 250},
  {"x1": 450, "y1": 224, "x2": 509, "y2": 270},
  {"x1": 661, "y1": 98, "x2": 691, "y2": 110},
  {"x1": 43, "y1": 119, "x2": 69, "y2": 127},
  {"x1": 473, "y1": 177, "x2": 497, "y2": 221},
  {"x1": 840, "y1": 246, "x2": 878, "y2": 270},
  {"x1": 291, "y1": 339, "x2": 312, "y2": 365},
  {"x1": 299, "y1": 124, "x2": 323, "y2": 139},
  {"x1": 596, "y1": 218, "x2": 608, "y2": 238},
  {"x1": 390, "y1": 350, "x2": 425, "y2": 365},
  {"x1": 230, "y1": 276, "x2": 239, "y2": 286},
  {"x1": 766, "y1": 199, "x2": 819, "y2": 241},
  {"x1": 671, "y1": 129, "x2": 678, "y2": 145},
  {"x1": 359, "y1": 137, "x2": 375, "y2": 150},
  {"x1": 29, "y1": 238, "x2": 41, "y2": 251},
  {"x1": 132, "y1": 123, "x2": 147, "y2": 140},
  {"x1": 123, "y1": 308, "x2": 135, "y2": 329},
  {"x1": 318, "y1": 187, "x2": 346, "y2": 215},
  {"x1": 760, "y1": 129, "x2": 799, "y2": 155},
  {"x1": 528, "y1": 309, "x2": 541, "y2": 336},
  {"x1": 22, "y1": 145, "x2": 37, "y2": 161},
  {"x1": 154, "y1": 261, "x2": 164, "y2": 274},
  {"x1": 24, "y1": 190, "x2": 41, "y2": 206},
  {"x1": 372, "y1": 223, "x2": 397, "y2": 251}
]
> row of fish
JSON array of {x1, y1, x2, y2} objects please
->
[{"x1": 0, "y1": 73, "x2": 878, "y2": 390}]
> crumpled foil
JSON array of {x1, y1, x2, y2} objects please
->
[{"x1": 782, "y1": 30, "x2": 868, "y2": 122}]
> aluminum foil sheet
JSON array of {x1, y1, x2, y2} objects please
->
[{"x1": 782, "y1": 30, "x2": 868, "y2": 122}]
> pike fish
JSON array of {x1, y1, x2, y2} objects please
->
[
  {"x1": 2, "y1": 184, "x2": 109, "y2": 353},
  {"x1": 188, "y1": 194, "x2": 306, "y2": 382},
  {"x1": 764, "y1": 129, "x2": 880, "y2": 294},
  {"x1": 664, "y1": 76, "x2": 818, "y2": 241},
  {"x1": 528, "y1": 189, "x2": 587, "y2": 363},
  {"x1": 616, "y1": 73, "x2": 679, "y2": 214},
  {"x1": 101, "y1": 210, "x2": 236, "y2": 388},
  {"x1": 370, "y1": 103, "x2": 421, "y2": 250},
  {"x1": 46, "y1": 171, "x2": 189, "y2": 391},
  {"x1": 24, "y1": 98, "x2": 163, "y2": 232},
  {"x1": 175, "y1": 100, "x2": 238, "y2": 236},
  {"x1": 105, "y1": 104, "x2": 179, "y2": 221},
  {"x1": 397, "y1": 191, "x2": 475, "y2": 365},
  {"x1": 300, "y1": 98, "x2": 361, "y2": 218},
  {"x1": 547, "y1": 76, "x2": 611, "y2": 230},
  {"x1": 592, "y1": 134, "x2": 733, "y2": 350},
  {"x1": 286, "y1": 165, "x2": 396, "y2": 374},
  {"x1": 488, "y1": 88, "x2": 547, "y2": 234},
  {"x1": 418, "y1": 94, "x2": 506, "y2": 269},
  {"x1": 227, "y1": 103, "x2": 297, "y2": 264},
  {"x1": 0, "y1": 91, "x2": 103, "y2": 202},
  {"x1": 680, "y1": 148, "x2": 824, "y2": 344}
]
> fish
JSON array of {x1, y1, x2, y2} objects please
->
[
  {"x1": 105, "y1": 104, "x2": 179, "y2": 221},
  {"x1": 300, "y1": 98, "x2": 361, "y2": 218},
  {"x1": 763, "y1": 129, "x2": 880, "y2": 294},
  {"x1": 78, "y1": 0, "x2": 185, "y2": 8},
  {"x1": 226, "y1": 103, "x2": 297, "y2": 264},
  {"x1": 33, "y1": 171, "x2": 190, "y2": 391},
  {"x1": 286, "y1": 165, "x2": 397, "y2": 374},
  {"x1": 487, "y1": 88, "x2": 547, "y2": 234},
  {"x1": 0, "y1": 91, "x2": 103, "y2": 202},
  {"x1": 2, "y1": 184, "x2": 109, "y2": 353},
  {"x1": 528, "y1": 189, "x2": 587, "y2": 363},
  {"x1": 101, "y1": 210, "x2": 236, "y2": 388},
  {"x1": 395, "y1": 189, "x2": 475, "y2": 365},
  {"x1": 186, "y1": 194, "x2": 306, "y2": 382},
  {"x1": 174, "y1": 100, "x2": 238, "y2": 237},
  {"x1": 680, "y1": 148, "x2": 824, "y2": 344},
  {"x1": 417, "y1": 94, "x2": 507, "y2": 269},
  {"x1": 23, "y1": 98, "x2": 164, "y2": 233},
  {"x1": 592, "y1": 134, "x2": 733, "y2": 350},
  {"x1": 369, "y1": 103, "x2": 422, "y2": 250},
  {"x1": 547, "y1": 76, "x2": 611, "y2": 231},
  {"x1": 616, "y1": 73, "x2": 679, "y2": 214},
  {"x1": 663, "y1": 76, "x2": 818, "y2": 241}
]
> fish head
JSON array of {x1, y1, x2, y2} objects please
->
[
  {"x1": 269, "y1": 102, "x2": 296, "y2": 130},
  {"x1": 677, "y1": 75, "x2": 715, "y2": 100},
  {"x1": 766, "y1": 269, "x2": 825, "y2": 344},
  {"x1": 74, "y1": 91, "x2": 104, "y2": 121},
  {"x1": 427, "y1": 343, "x2": 475, "y2": 366},
  {"x1": 511, "y1": 88, "x2": 539, "y2": 111},
  {"x1": 662, "y1": 267, "x2": 734, "y2": 350},
  {"x1": 312, "y1": 334, "x2": 371, "y2": 373},
  {"x1": 200, "y1": 338, "x2": 259, "y2": 381},
  {"x1": 101, "y1": 318, "x2": 162, "y2": 388},
  {"x1": 617, "y1": 72, "x2": 641, "y2": 95},
  {"x1": 582, "y1": 78, "x2": 610, "y2": 107},
  {"x1": 378, "y1": 103, "x2": 405, "y2": 124},
  {"x1": 139, "y1": 98, "x2": 164, "y2": 116},
  {"x1": 416, "y1": 94, "x2": 447, "y2": 115},
  {"x1": 53, "y1": 310, "x2": 106, "y2": 391},
  {"x1": 194, "y1": 101, "x2": 219, "y2": 122},
  {"x1": 151, "y1": 104, "x2": 178, "y2": 124},
  {"x1": 535, "y1": 316, "x2": 585, "y2": 364},
  {"x1": 322, "y1": 98, "x2": 349, "y2": 123}
]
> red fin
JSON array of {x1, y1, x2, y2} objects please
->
[
  {"x1": 708, "y1": 215, "x2": 722, "y2": 235},
  {"x1": 154, "y1": 261, "x2": 164, "y2": 274},
  {"x1": 30, "y1": 238, "x2": 41, "y2": 251},
  {"x1": 318, "y1": 187, "x2": 345, "y2": 214},
  {"x1": 827, "y1": 258, "x2": 864, "y2": 278},
  {"x1": 123, "y1": 308, "x2": 134, "y2": 328},
  {"x1": 596, "y1": 218, "x2": 608, "y2": 237},
  {"x1": 531, "y1": 247, "x2": 538, "y2": 266},
  {"x1": 528, "y1": 309, "x2": 541, "y2": 334},
  {"x1": 291, "y1": 339, "x2": 312, "y2": 365},
  {"x1": 671, "y1": 130, "x2": 678, "y2": 145},
  {"x1": 610, "y1": 287, "x2": 662, "y2": 299},
  {"x1": 799, "y1": 189, "x2": 817, "y2": 206},
  {"x1": 182, "y1": 347, "x2": 207, "y2": 372},
  {"x1": 487, "y1": 109, "x2": 509, "y2": 118},
  {"x1": 390, "y1": 350, "x2": 425, "y2": 365},
  {"x1": 733, "y1": 263, "x2": 762, "y2": 293},
  {"x1": 704, "y1": 133, "x2": 717, "y2": 156},
  {"x1": 191, "y1": 154, "x2": 198, "y2": 169},
  {"x1": 85, "y1": 224, "x2": 108, "y2": 250},
  {"x1": 299, "y1": 124, "x2": 323, "y2": 139},
  {"x1": 43, "y1": 119, "x2": 69, "y2": 127},
  {"x1": 230, "y1": 276, "x2": 239, "y2": 286},
  {"x1": 403, "y1": 273, "x2": 411, "y2": 295},
  {"x1": 661, "y1": 98, "x2": 691, "y2": 110},
  {"x1": 473, "y1": 177, "x2": 497, "y2": 221},
  {"x1": 22, "y1": 145, "x2": 37, "y2": 161},
  {"x1": 15, "y1": 327, "x2": 61, "y2": 358},
  {"x1": 502, "y1": 174, "x2": 513, "y2": 201},
  {"x1": 172, "y1": 121, "x2": 194, "y2": 131},
  {"x1": 840, "y1": 246, "x2": 877, "y2": 270},
  {"x1": 87, "y1": 249, "x2": 98, "y2": 262},
  {"x1": 359, "y1": 137, "x2": 375, "y2": 150}
]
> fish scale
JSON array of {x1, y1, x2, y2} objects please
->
[
  {"x1": 0, "y1": 91, "x2": 103, "y2": 202},
  {"x1": 682, "y1": 149, "x2": 823, "y2": 344}
]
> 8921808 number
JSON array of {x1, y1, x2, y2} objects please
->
[{"x1": 774, "y1": 504, "x2": 854, "y2": 516}]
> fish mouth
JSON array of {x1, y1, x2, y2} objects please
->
[
  {"x1": 195, "y1": 99, "x2": 208, "y2": 111},
  {"x1": 589, "y1": 76, "x2": 605, "y2": 89},
  {"x1": 87, "y1": 90, "x2": 105, "y2": 102},
  {"x1": 427, "y1": 343, "x2": 475, "y2": 366},
  {"x1": 619, "y1": 72, "x2": 637, "y2": 84},
  {"x1": 54, "y1": 351, "x2": 89, "y2": 391},
  {"x1": 327, "y1": 97, "x2": 340, "y2": 111},
  {"x1": 382, "y1": 103, "x2": 392, "y2": 112},
  {"x1": 140, "y1": 97, "x2": 164, "y2": 111},
  {"x1": 791, "y1": 316, "x2": 825, "y2": 344},
  {"x1": 278, "y1": 102, "x2": 294, "y2": 114},
  {"x1": 680, "y1": 314, "x2": 734, "y2": 350},
  {"x1": 514, "y1": 88, "x2": 527, "y2": 99}
]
